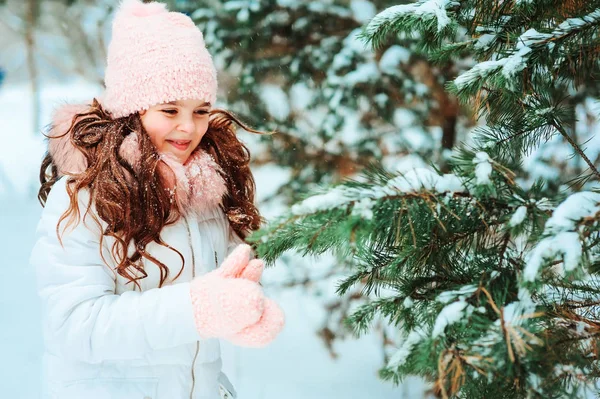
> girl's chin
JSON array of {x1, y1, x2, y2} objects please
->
[{"x1": 160, "y1": 150, "x2": 190, "y2": 164}]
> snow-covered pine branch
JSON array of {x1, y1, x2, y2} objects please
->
[
  {"x1": 524, "y1": 191, "x2": 600, "y2": 281},
  {"x1": 454, "y1": 9, "x2": 600, "y2": 93},
  {"x1": 248, "y1": 0, "x2": 600, "y2": 396},
  {"x1": 361, "y1": 0, "x2": 459, "y2": 48},
  {"x1": 290, "y1": 168, "x2": 466, "y2": 216}
]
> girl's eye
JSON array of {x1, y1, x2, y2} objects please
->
[{"x1": 161, "y1": 109, "x2": 208, "y2": 115}]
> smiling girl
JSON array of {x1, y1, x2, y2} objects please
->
[{"x1": 29, "y1": 1, "x2": 284, "y2": 398}]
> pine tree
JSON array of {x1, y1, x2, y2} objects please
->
[
  {"x1": 184, "y1": 1, "x2": 472, "y2": 362},
  {"x1": 249, "y1": 1, "x2": 600, "y2": 398}
]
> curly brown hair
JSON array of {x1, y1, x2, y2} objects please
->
[{"x1": 38, "y1": 98, "x2": 268, "y2": 289}]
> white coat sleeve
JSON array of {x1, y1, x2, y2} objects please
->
[{"x1": 30, "y1": 178, "x2": 202, "y2": 364}]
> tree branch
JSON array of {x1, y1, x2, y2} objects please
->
[{"x1": 552, "y1": 121, "x2": 600, "y2": 181}]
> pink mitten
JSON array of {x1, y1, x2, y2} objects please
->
[
  {"x1": 221, "y1": 248, "x2": 285, "y2": 347},
  {"x1": 190, "y1": 245, "x2": 266, "y2": 339},
  {"x1": 225, "y1": 298, "x2": 285, "y2": 347},
  {"x1": 238, "y1": 258, "x2": 265, "y2": 282},
  {"x1": 190, "y1": 244, "x2": 285, "y2": 346},
  {"x1": 214, "y1": 244, "x2": 259, "y2": 279}
]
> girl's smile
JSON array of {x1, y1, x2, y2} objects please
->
[{"x1": 166, "y1": 139, "x2": 192, "y2": 151}]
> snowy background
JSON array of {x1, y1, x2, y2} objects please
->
[
  {"x1": 5, "y1": 1, "x2": 598, "y2": 396},
  {"x1": 0, "y1": 81, "x2": 425, "y2": 398}
]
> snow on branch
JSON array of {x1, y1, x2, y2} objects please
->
[
  {"x1": 454, "y1": 35, "x2": 533, "y2": 89},
  {"x1": 432, "y1": 299, "x2": 472, "y2": 337},
  {"x1": 386, "y1": 328, "x2": 427, "y2": 368},
  {"x1": 455, "y1": 9, "x2": 600, "y2": 90},
  {"x1": 290, "y1": 168, "x2": 466, "y2": 216},
  {"x1": 555, "y1": 9, "x2": 600, "y2": 37},
  {"x1": 524, "y1": 192, "x2": 600, "y2": 281},
  {"x1": 365, "y1": 0, "x2": 457, "y2": 36}
]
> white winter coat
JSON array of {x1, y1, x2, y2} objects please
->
[{"x1": 30, "y1": 177, "x2": 242, "y2": 399}]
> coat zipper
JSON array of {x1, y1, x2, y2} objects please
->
[
  {"x1": 184, "y1": 215, "x2": 200, "y2": 399},
  {"x1": 190, "y1": 341, "x2": 200, "y2": 399}
]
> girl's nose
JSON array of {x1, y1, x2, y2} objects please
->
[{"x1": 177, "y1": 116, "x2": 195, "y2": 134}]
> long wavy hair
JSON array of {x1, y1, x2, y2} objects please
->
[{"x1": 38, "y1": 98, "x2": 268, "y2": 289}]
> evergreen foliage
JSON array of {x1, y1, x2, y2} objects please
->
[{"x1": 250, "y1": 1, "x2": 600, "y2": 397}]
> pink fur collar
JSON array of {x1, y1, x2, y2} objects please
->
[
  {"x1": 159, "y1": 151, "x2": 228, "y2": 217},
  {"x1": 47, "y1": 103, "x2": 227, "y2": 217}
]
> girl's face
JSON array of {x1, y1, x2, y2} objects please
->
[{"x1": 140, "y1": 99, "x2": 211, "y2": 164}]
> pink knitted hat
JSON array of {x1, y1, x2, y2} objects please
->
[{"x1": 101, "y1": 0, "x2": 218, "y2": 118}]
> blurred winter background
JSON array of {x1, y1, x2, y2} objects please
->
[{"x1": 7, "y1": 0, "x2": 594, "y2": 397}]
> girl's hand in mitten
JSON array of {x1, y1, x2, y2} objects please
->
[
  {"x1": 189, "y1": 244, "x2": 285, "y2": 346},
  {"x1": 225, "y1": 298, "x2": 285, "y2": 348},
  {"x1": 189, "y1": 245, "x2": 265, "y2": 339},
  {"x1": 213, "y1": 244, "x2": 264, "y2": 281},
  {"x1": 219, "y1": 245, "x2": 286, "y2": 347}
]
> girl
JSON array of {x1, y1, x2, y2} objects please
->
[{"x1": 29, "y1": 1, "x2": 285, "y2": 398}]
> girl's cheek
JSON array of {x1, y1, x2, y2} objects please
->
[
  {"x1": 156, "y1": 115, "x2": 174, "y2": 131},
  {"x1": 151, "y1": 119, "x2": 174, "y2": 141},
  {"x1": 198, "y1": 120, "x2": 209, "y2": 137}
]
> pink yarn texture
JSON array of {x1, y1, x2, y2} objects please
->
[
  {"x1": 189, "y1": 244, "x2": 285, "y2": 347},
  {"x1": 159, "y1": 150, "x2": 228, "y2": 217},
  {"x1": 101, "y1": 0, "x2": 218, "y2": 118}
]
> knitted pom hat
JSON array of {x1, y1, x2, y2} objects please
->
[{"x1": 101, "y1": 0, "x2": 218, "y2": 118}]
